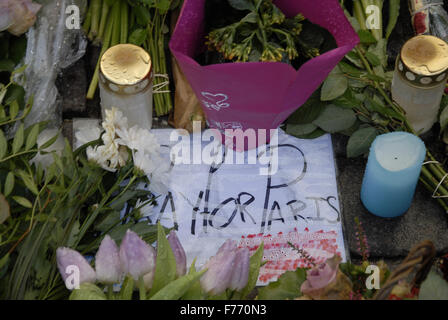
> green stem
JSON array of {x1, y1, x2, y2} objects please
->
[
  {"x1": 89, "y1": 0, "x2": 102, "y2": 40},
  {"x1": 120, "y1": 0, "x2": 128, "y2": 44},
  {"x1": 97, "y1": 0, "x2": 110, "y2": 41},
  {"x1": 82, "y1": 0, "x2": 93, "y2": 34},
  {"x1": 138, "y1": 276, "x2": 146, "y2": 300},
  {"x1": 86, "y1": 10, "x2": 114, "y2": 100},
  {"x1": 110, "y1": 1, "x2": 121, "y2": 47}
]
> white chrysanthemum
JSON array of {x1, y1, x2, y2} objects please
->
[
  {"x1": 103, "y1": 107, "x2": 128, "y2": 131},
  {"x1": 86, "y1": 145, "x2": 116, "y2": 172},
  {"x1": 116, "y1": 125, "x2": 143, "y2": 150},
  {"x1": 133, "y1": 150, "x2": 156, "y2": 176},
  {"x1": 74, "y1": 125, "x2": 102, "y2": 149}
]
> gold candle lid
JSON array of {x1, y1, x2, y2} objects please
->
[
  {"x1": 397, "y1": 35, "x2": 448, "y2": 87},
  {"x1": 99, "y1": 44, "x2": 152, "y2": 95}
]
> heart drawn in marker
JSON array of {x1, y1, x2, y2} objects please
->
[{"x1": 201, "y1": 92, "x2": 230, "y2": 111}]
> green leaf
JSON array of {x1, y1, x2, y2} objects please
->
[
  {"x1": 228, "y1": 0, "x2": 254, "y2": 11},
  {"x1": 339, "y1": 61, "x2": 365, "y2": 77},
  {"x1": 17, "y1": 170, "x2": 38, "y2": 196},
  {"x1": 119, "y1": 275, "x2": 134, "y2": 300},
  {"x1": 4, "y1": 84, "x2": 25, "y2": 107},
  {"x1": 9, "y1": 100, "x2": 19, "y2": 120},
  {"x1": 365, "y1": 52, "x2": 381, "y2": 67},
  {"x1": 333, "y1": 88, "x2": 361, "y2": 109},
  {"x1": 241, "y1": 12, "x2": 257, "y2": 23},
  {"x1": 150, "y1": 269, "x2": 207, "y2": 300},
  {"x1": 257, "y1": 268, "x2": 307, "y2": 300},
  {"x1": 25, "y1": 123, "x2": 39, "y2": 151},
  {"x1": 0, "y1": 129, "x2": 7, "y2": 160},
  {"x1": 128, "y1": 29, "x2": 147, "y2": 46},
  {"x1": 385, "y1": 0, "x2": 400, "y2": 39},
  {"x1": 346, "y1": 126, "x2": 378, "y2": 158},
  {"x1": 321, "y1": 65, "x2": 348, "y2": 101},
  {"x1": 367, "y1": 39, "x2": 387, "y2": 68},
  {"x1": 357, "y1": 30, "x2": 377, "y2": 45},
  {"x1": 0, "y1": 84, "x2": 7, "y2": 105},
  {"x1": 148, "y1": 223, "x2": 177, "y2": 297},
  {"x1": 364, "y1": 96, "x2": 405, "y2": 121},
  {"x1": 39, "y1": 131, "x2": 60, "y2": 150},
  {"x1": 287, "y1": 91, "x2": 326, "y2": 125},
  {"x1": 419, "y1": 270, "x2": 448, "y2": 300},
  {"x1": 4, "y1": 172, "x2": 14, "y2": 197},
  {"x1": 240, "y1": 242, "x2": 264, "y2": 299},
  {"x1": 12, "y1": 195, "x2": 33, "y2": 208},
  {"x1": 12, "y1": 123, "x2": 24, "y2": 154},
  {"x1": 0, "y1": 194, "x2": 10, "y2": 224},
  {"x1": 345, "y1": 51, "x2": 364, "y2": 69},
  {"x1": 181, "y1": 260, "x2": 205, "y2": 300},
  {"x1": 69, "y1": 283, "x2": 107, "y2": 300},
  {"x1": 313, "y1": 104, "x2": 357, "y2": 133},
  {"x1": 0, "y1": 59, "x2": 15, "y2": 72},
  {"x1": 286, "y1": 123, "x2": 317, "y2": 136}
]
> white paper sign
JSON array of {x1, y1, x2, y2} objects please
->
[{"x1": 141, "y1": 129, "x2": 346, "y2": 284}]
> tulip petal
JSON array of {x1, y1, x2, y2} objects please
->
[
  {"x1": 167, "y1": 230, "x2": 187, "y2": 277},
  {"x1": 229, "y1": 247, "x2": 250, "y2": 291},
  {"x1": 56, "y1": 247, "x2": 96, "y2": 288},
  {"x1": 119, "y1": 229, "x2": 156, "y2": 280},
  {"x1": 95, "y1": 235, "x2": 122, "y2": 284}
]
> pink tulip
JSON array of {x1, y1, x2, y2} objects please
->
[
  {"x1": 0, "y1": 0, "x2": 41, "y2": 36},
  {"x1": 167, "y1": 230, "x2": 187, "y2": 277},
  {"x1": 229, "y1": 247, "x2": 250, "y2": 291},
  {"x1": 95, "y1": 235, "x2": 122, "y2": 284},
  {"x1": 119, "y1": 229, "x2": 156, "y2": 280},
  {"x1": 200, "y1": 240, "x2": 245, "y2": 295},
  {"x1": 56, "y1": 247, "x2": 96, "y2": 288}
]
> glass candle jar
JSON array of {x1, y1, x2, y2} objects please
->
[
  {"x1": 391, "y1": 35, "x2": 448, "y2": 135},
  {"x1": 99, "y1": 44, "x2": 153, "y2": 130}
]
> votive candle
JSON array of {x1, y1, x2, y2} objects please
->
[{"x1": 360, "y1": 132, "x2": 426, "y2": 218}]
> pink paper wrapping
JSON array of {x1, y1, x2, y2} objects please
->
[{"x1": 169, "y1": 0, "x2": 359, "y2": 149}]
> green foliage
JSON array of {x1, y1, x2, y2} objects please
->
[
  {"x1": 149, "y1": 222, "x2": 178, "y2": 297},
  {"x1": 206, "y1": 0, "x2": 322, "y2": 63},
  {"x1": 257, "y1": 268, "x2": 306, "y2": 300},
  {"x1": 346, "y1": 127, "x2": 378, "y2": 158}
]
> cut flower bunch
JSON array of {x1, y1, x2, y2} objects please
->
[
  {"x1": 202, "y1": 0, "x2": 335, "y2": 65},
  {"x1": 60, "y1": 223, "x2": 265, "y2": 300},
  {"x1": 0, "y1": 60, "x2": 171, "y2": 299}
]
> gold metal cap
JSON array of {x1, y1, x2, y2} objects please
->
[
  {"x1": 397, "y1": 35, "x2": 448, "y2": 87},
  {"x1": 99, "y1": 44, "x2": 152, "y2": 95}
]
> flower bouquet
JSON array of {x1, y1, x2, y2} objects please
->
[{"x1": 169, "y1": 0, "x2": 359, "y2": 149}]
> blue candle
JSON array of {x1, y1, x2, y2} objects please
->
[{"x1": 360, "y1": 132, "x2": 426, "y2": 218}]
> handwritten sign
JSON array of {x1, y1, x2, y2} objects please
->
[{"x1": 141, "y1": 129, "x2": 346, "y2": 285}]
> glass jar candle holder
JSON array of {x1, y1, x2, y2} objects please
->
[
  {"x1": 391, "y1": 35, "x2": 448, "y2": 135},
  {"x1": 99, "y1": 44, "x2": 153, "y2": 130}
]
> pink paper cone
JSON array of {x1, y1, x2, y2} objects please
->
[{"x1": 169, "y1": 0, "x2": 359, "y2": 150}]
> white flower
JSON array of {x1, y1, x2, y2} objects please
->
[
  {"x1": 103, "y1": 107, "x2": 128, "y2": 132},
  {"x1": 74, "y1": 124, "x2": 102, "y2": 149},
  {"x1": 86, "y1": 145, "x2": 116, "y2": 172},
  {"x1": 116, "y1": 125, "x2": 160, "y2": 155},
  {"x1": 30, "y1": 129, "x2": 65, "y2": 169},
  {"x1": 116, "y1": 125, "x2": 144, "y2": 150},
  {"x1": 133, "y1": 150, "x2": 156, "y2": 176}
]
